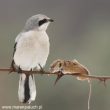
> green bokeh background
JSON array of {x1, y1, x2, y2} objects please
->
[{"x1": 0, "y1": 0, "x2": 110, "y2": 110}]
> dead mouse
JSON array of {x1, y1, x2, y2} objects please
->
[{"x1": 50, "y1": 59, "x2": 91, "y2": 110}]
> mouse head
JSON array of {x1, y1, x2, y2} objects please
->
[{"x1": 50, "y1": 59, "x2": 64, "y2": 73}]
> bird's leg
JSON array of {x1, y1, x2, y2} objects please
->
[
  {"x1": 17, "y1": 66, "x2": 23, "y2": 74},
  {"x1": 9, "y1": 60, "x2": 16, "y2": 73},
  {"x1": 54, "y1": 71, "x2": 64, "y2": 85},
  {"x1": 38, "y1": 64, "x2": 44, "y2": 73},
  {"x1": 28, "y1": 68, "x2": 33, "y2": 76},
  {"x1": 30, "y1": 68, "x2": 33, "y2": 71}
]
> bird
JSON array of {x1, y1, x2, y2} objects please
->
[{"x1": 11, "y1": 14, "x2": 54, "y2": 104}]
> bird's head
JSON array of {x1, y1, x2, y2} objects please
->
[{"x1": 24, "y1": 14, "x2": 54, "y2": 31}]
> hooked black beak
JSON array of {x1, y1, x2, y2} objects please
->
[{"x1": 48, "y1": 19, "x2": 54, "y2": 22}]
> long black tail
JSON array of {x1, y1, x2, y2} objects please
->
[
  {"x1": 24, "y1": 74, "x2": 30, "y2": 103},
  {"x1": 18, "y1": 74, "x2": 36, "y2": 103}
]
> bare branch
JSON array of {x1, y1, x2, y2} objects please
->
[{"x1": 0, "y1": 67, "x2": 110, "y2": 83}]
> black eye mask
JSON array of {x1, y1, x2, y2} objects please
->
[{"x1": 38, "y1": 19, "x2": 47, "y2": 26}]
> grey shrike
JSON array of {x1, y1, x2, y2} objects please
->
[{"x1": 11, "y1": 14, "x2": 54, "y2": 103}]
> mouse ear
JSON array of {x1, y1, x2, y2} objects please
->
[
  {"x1": 50, "y1": 59, "x2": 63, "y2": 71},
  {"x1": 72, "y1": 59, "x2": 79, "y2": 63},
  {"x1": 50, "y1": 59, "x2": 60, "y2": 66}
]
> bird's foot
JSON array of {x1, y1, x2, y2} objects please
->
[
  {"x1": 38, "y1": 64, "x2": 44, "y2": 73},
  {"x1": 9, "y1": 66, "x2": 15, "y2": 74},
  {"x1": 9, "y1": 60, "x2": 16, "y2": 73},
  {"x1": 17, "y1": 66, "x2": 23, "y2": 74}
]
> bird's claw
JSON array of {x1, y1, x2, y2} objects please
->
[
  {"x1": 17, "y1": 66, "x2": 23, "y2": 74},
  {"x1": 9, "y1": 67, "x2": 14, "y2": 74},
  {"x1": 9, "y1": 60, "x2": 15, "y2": 74},
  {"x1": 38, "y1": 64, "x2": 44, "y2": 73}
]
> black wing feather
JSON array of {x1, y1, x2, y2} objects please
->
[{"x1": 10, "y1": 42, "x2": 17, "y2": 69}]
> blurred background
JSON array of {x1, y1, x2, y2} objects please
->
[{"x1": 0, "y1": 0, "x2": 110, "y2": 110}]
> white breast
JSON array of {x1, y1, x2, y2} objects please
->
[{"x1": 14, "y1": 30, "x2": 50, "y2": 70}]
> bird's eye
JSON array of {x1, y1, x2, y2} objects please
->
[
  {"x1": 38, "y1": 19, "x2": 47, "y2": 26},
  {"x1": 58, "y1": 62, "x2": 62, "y2": 68}
]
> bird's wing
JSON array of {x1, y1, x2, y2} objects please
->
[{"x1": 10, "y1": 32, "x2": 23, "y2": 70}]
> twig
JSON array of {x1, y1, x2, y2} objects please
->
[{"x1": 0, "y1": 68, "x2": 110, "y2": 82}]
